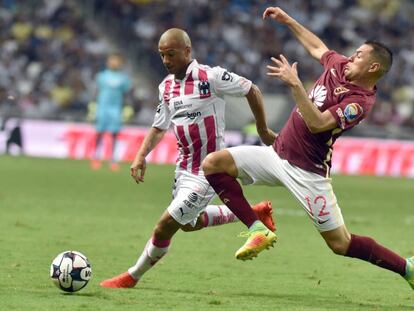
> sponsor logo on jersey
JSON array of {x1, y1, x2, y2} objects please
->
[
  {"x1": 344, "y1": 103, "x2": 363, "y2": 123},
  {"x1": 333, "y1": 86, "x2": 350, "y2": 96},
  {"x1": 330, "y1": 68, "x2": 337, "y2": 77},
  {"x1": 173, "y1": 100, "x2": 192, "y2": 111},
  {"x1": 187, "y1": 111, "x2": 201, "y2": 120},
  {"x1": 309, "y1": 85, "x2": 327, "y2": 107},
  {"x1": 173, "y1": 100, "x2": 183, "y2": 109}
]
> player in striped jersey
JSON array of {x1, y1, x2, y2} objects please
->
[{"x1": 100, "y1": 28, "x2": 277, "y2": 288}]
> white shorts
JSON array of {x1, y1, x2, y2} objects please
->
[
  {"x1": 167, "y1": 170, "x2": 216, "y2": 227},
  {"x1": 228, "y1": 145, "x2": 344, "y2": 232}
]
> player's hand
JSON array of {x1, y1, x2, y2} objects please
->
[
  {"x1": 266, "y1": 54, "x2": 300, "y2": 87},
  {"x1": 257, "y1": 127, "x2": 277, "y2": 146},
  {"x1": 130, "y1": 155, "x2": 146, "y2": 184},
  {"x1": 263, "y1": 7, "x2": 292, "y2": 24}
]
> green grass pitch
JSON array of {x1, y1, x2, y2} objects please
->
[{"x1": 1, "y1": 156, "x2": 413, "y2": 311}]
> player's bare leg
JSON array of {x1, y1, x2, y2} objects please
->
[
  {"x1": 203, "y1": 150, "x2": 277, "y2": 260},
  {"x1": 320, "y1": 224, "x2": 412, "y2": 288},
  {"x1": 100, "y1": 199, "x2": 276, "y2": 288},
  {"x1": 319, "y1": 224, "x2": 351, "y2": 255},
  {"x1": 100, "y1": 211, "x2": 179, "y2": 288}
]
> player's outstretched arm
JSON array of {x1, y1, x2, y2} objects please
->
[
  {"x1": 130, "y1": 127, "x2": 166, "y2": 184},
  {"x1": 263, "y1": 7, "x2": 329, "y2": 62},
  {"x1": 245, "y1": 83, "x2": 276, "y2": 145},
  {"x1": 267, "y1": 55, "x2": 336, "y2": 133}
]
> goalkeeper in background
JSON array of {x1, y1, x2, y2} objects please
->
[{"x1": 90, "y1": 53, "x2": 132, "y2": 171}]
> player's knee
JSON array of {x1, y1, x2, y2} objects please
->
[
  {"x1": 326, "y1": 240, "x2": 349, "y2": 255},
  {"x1": 180, "y1": 224, "x2": 197, "y2": 232},
  {"x1": 202, "y1": 153, "x2": 220, "y2": 174},
  {"x1": 203, "y1": 150, "x2": 234, "y2": 175},
  {"x1": 321, "y1": 226, "x2": 351, "y2": 256},
  {"x1": 180, "y1": 225, "x2": 192, "y2": 232},
  {"x1": 153, "y1": 217, "x2": 179, "y2": 240},
  {"x1": 180, "y1": 219, "x2": 204, "y2": 232}
]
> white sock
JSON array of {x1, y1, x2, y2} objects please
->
[
  {"x1": 203, "y1": 205, "x2": 239, "y2": 227},
  {"x1": 128, "y1": 238, "x2": 170, "y2": 280}
]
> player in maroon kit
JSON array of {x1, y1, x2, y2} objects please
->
[{"x1": 202, "y1": 7, "x2": 414, "y2": 289}]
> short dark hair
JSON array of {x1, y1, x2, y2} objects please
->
[{"x1": 364, "y1": 40, "x2": 393, "y2": 77}]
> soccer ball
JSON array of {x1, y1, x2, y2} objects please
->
[{"x1": 50, "y1": 251, "x2": 92, "y2": 292}]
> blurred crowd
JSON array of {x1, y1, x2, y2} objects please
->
[
  {"x1": 0, "y1": 0, "x2": 111, "y2": 121},
  {"x1": 91, "y1": 0, "x2": 414, "y2": 131},
  {"x1": 1, "y1": 0, "x2": 414, "y2": 132}
]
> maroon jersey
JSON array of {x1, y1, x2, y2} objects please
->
[{"x1": 273, "y1": 50, "x2": 376, "y2": 177}]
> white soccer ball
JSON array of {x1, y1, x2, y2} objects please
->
[{"x1": 50, "y1": 251, "x2": 92, "y2": 292}]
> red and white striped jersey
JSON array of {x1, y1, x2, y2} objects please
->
[{"x1": 153, "y1": 59, "x2": 252, "y2": 176}]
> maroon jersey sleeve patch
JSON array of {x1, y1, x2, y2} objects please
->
[{"x1": 328, "y1": 99, "x2": 368, "y2": 130}]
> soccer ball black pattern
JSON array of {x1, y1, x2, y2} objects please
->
[{"x1": 50, "y1": 251, "x2": 92, "y2": 292}]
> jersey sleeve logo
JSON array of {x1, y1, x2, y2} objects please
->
[
  {"x1": 221, "y1": 71, "x2": 234, "y2": 82},
  {"x1": 344, "y1": 103, "x2": 363, "y2": 122}
]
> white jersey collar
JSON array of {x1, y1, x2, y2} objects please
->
[{"x1": 185, "y1": 59, "x2": 198, "y2": 75}]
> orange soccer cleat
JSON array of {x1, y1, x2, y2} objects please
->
[
  {"x1": 252, "y1": 201, "x2": 276, "y2": 232},
  {"x1": 100, "y1": 272, "x2": 137, "y2": 289}
]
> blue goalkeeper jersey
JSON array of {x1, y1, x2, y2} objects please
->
[{"x1": 95, "y1": 69, "x2": 131, "y2": 132}]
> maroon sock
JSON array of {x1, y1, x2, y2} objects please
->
[
  {"x1": 205, "y1": 173, "x2": 258, "y2": 228},
  {"x1": 345, "y1": 234, "x2": 406, "y2": 276}
]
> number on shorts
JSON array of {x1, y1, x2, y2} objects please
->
[{"x1": 305, "y1": 195, "x2": 329, "y2": 217}]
